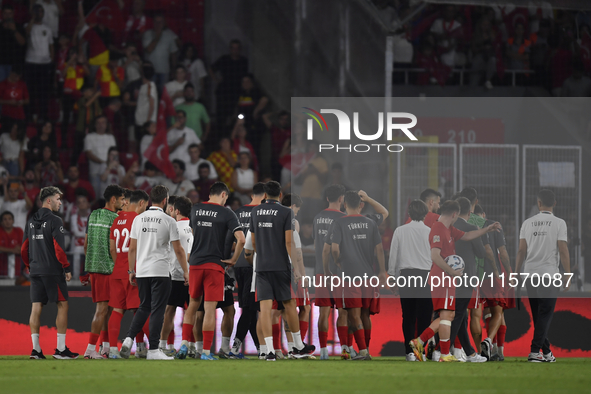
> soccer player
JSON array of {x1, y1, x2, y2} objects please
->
[
  {"x1": 181, "y1": 182, "x2": 245, "y2": 361},
  {"x1": 251, "y1": 181, "x2": 315, "y2": 361},
  {"x1": 159, "y1": 196, "x2": 195, "y2": 358},
  {"x1": 388, "y1": 200, "x2": 433, "y2": 362},
  {"x1": 329, "y1": 191, "x2": 388, "y2": 361},
  {"x1": 83, "y1": 184, "x2": 126, "y2": 359},
  {"x1": 405, "y1": 188, "x2": 441, "y2": 227},
  {"x1": 228, "y1": 182, "x2": 265, "y2": 359},
  {"x1": 120, "y1": 185, "x2": 189, "y2": 360},
  {"x1": 410, "y1": 200, "x2": 500, "y2": 362},
  {"x1": 108, "y1": 190, "x2": 150, "y2": 359},
  {"x1": 314, "y1": 184, "x2": 346, "y2": 360},
  {"x1": 516, "y1": 189, "x2": 570, "y2": 362},
  {"x1": 24, "y1": 186, "x2": 79, "y2": 360}
]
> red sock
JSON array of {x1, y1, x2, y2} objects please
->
[
  {"x1": 319, "y1": 331, "x2": 328, "y2": 348},
  {"x1": 272, "y1": 324, "x2": 281, "y2": 350},
  {"x1": 182, "y1": 323, "x2": 194, "y2": 342},
  {"x1": 364, "y1": 329, "x2": 371, "y2": 348},
  {"x1": 188, "y1": 328, "x2": 195, "y2": 343},
  {"x1": 485, "y1": 316, "x2": 491, "y2": 337},
  {"x1": 348, "y1": 333, "x2": 354, "y2": 347},
  {"x1": 203, "y1": 330, "x2": 214, "y2": 352},
  {"x1": 492, "y1": 335, "x2": 497, "y2": 345},
  {"x1": 88, "y1": 332, "x2": 99, "y2": 346},
  {"x1": 497, "y1": 325, "x2": 506, "y2": 347},
  {"x1": 299, "y1": 321, "x2": 309, "y2": 341},
  {"x1": 419, "y1": 327, "x2": 435, "y2": 344},
  {"x1": 336, "y1": 326, "x2": 348, "y2": 346},
  {"x1": 135, "y1": 332, "x2": 144, "y2": 343},
  {"x1": 353, "y1": 329, "x2": 367, "y2": 351},
  {"x1": 168, "y1": 329, "x2": 175, "y2": 345},
  {"x1": 100, "y1": 330, "x2": 108, "y2": 345},
  {"x1": 454, "y1": 335, "x2": 462, "y2": 349},
  {"x1": 142, "y1": 317, "x2": 150, "y2": 338},
  {"x1": 440, "y1": 339, "x2": 450, "y2": 355},
  {"x1": 108, "y1": 311, "x2": 123, "y2": 346}
]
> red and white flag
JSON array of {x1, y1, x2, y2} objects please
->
[
  {"x1": 86, "y1": 0, "x2": 125, "y2": 32},
  {"x1": 143, "y1": 87, "x2": 176, "y2": 179}
]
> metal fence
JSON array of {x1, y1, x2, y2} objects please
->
[{"x1": 460, "y1": 144, "x2": 520, "y2": 259}]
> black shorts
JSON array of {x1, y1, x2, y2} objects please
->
[
  {"x1": 255, "y1": 270, "x2": 292, "y2": 303},
  {"x1": 234, "y1": 266, "x2": 255, "y2": 309},
  {"x1": 198, "y1": 289, "x2": 234, "y2": 311},
  {"x1": 167, "y1": 280, "x2": 189, "y2": 308},
  {"x1": 30, "y1": 275, "x2": 68, "y2": 305}
]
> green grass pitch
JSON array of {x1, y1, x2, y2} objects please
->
[{"x1": 1, "y1": 356, "x2": 590, "y2": 393}]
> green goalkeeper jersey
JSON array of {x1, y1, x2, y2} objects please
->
[
  {"x1": 85, "y1": 208, "x2": 119, "y2": 274},
  {"x1": 468, "y1": 212, "x2": 487, "y2": 279}
]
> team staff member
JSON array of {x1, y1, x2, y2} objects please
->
[
  {"x1": 405, "y1": 188, "x2": 441, "y2": 227},
  {"x1": 250, "y1": 181, "x2": 314, "y2": 361},
  {"x1": 120, "y1": 185, "x2": 189, "y2": 361},
  {"x1": 182, "y1": 182, "x2": 245, "y2": 361},
  {"x1": 83, "y1": 184, "x2": 126, "y2": 359},
  {"x1": 516, "y1": 189, "x2": 570, "y2": 363},
  {"x1": 388, "y1": 200, "x2": 434, "y2": 362},
  {"x1": 24, "y1": 186, "x2": 79, "y2": 360}
]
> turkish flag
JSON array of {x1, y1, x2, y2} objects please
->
[
  {"x1": 144, "y1": 86, "x2": 175, "y2": 179},
  {"x1": 86, "y1": 0, "x2": 125, "y2": 32}
]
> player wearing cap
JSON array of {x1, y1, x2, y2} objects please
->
[
  {"x1": 24, "y1": 186, "x2": 79, "y2": 360},
  {"x1": 108, "y1": 190, "x2": 150, "y2": 359}
]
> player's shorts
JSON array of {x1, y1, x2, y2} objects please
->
[
  {"x1": 314, "y1": 274, "x2": 335, "y2": 308},
  {"x1": 369, "y1": 290, "x2": 381, "y2": 315},
  {"x1": 296, "y1": 286, "x2": 311, "y2": 307},
  {"x1": 468, "y1": 287, "x2": 483, "y2": 309},
  {"x1": 90, "y1": 273, "x2": 110, "y2": 303},
  {"x1": 109, "y1": 277, "x2": 140, "y2": 310},
  {"x1": 198, "y1": 289, "x2": 234, "y2": 311},
  {"x1": 235, "y1": 267, "x2": 255, "y2": 309},
  {"x1": 189, "y1": 265, "x2": 225, "y2": 302},
  {"x1": 334, "y1": 285, "x2": 373, "y2": 309},
  {"x1": 255, "y1": 270, "x2": 292, "y2": 303},
  {"x1": 168, "y1": 280, "x2": 189, "y2": 308},
  {"x1": 503, "y1": 286, "x2": 516, "y2": 310},
  {"x1": 481, "y1": 275, "x2": 506, "y2": 308},
  {"x1": 30, "y1": 275, "x2": 68, "y2": 304},
  {"x1": 431, "y1": 285, "x2": 456, "y2": 311}
]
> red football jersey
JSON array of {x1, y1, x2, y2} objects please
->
[
  {"x1": 405, "y1": 211, "x2": 440, "y2": 228},
  {"x1": 0, "y1": 79, "x2": 29, "y2": 120},
  {"x1": 109, "y1": 211, "x2": 137, "y2": 280},
  {"x1": 428, "y1": 221, "x2": 464, "y2": 276},
  {"x1": 0, "y1": 227, "x2": 24, "y2": 276}
]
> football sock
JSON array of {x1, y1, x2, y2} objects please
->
[
  {"x1": 57, "y1": 333, "x2": 66, "y2": 352},
  {"x1": 137, "y1": 342, "x2": 146, "y2": 352},
  {"x1": 364, "y1": 329, "x2": 371, "y2": 349},
  {"x1": 319, "y1": 331, "x2": 328, "y2": 349},
  {"x1": 188, "y1": 328, "x2": 195, "y2": 343},
  {"x1": 108, "y1": 311, "x2": 123, "y2": 347},
  {"x1": 353, "y1": 329, "x2": 367, "y2": 351},
  {"x1": 231, "y1": 338, "x2": 242, "y2": 354},
  {"x1": 348, "y1": 333, "x2": 354, "y2": 348},
  {"x1": 484, "y1": 314, "x2": 491, "y2": 336},
  {"x1": 287, "y1": 341, "x2": 295, "y2": 351},
  {"x1": 31, "y1": 333, "x2": 40, "y2": 352},
  {"x1": 168, "y1": 329, "x2": 176, "y2": 345},
  {"x1": 100, "y1": 330, "x2": 109, "y2": 352},
  {"x1": 454, "y1": 335, "x2": 462, "y2": 349},
  {"x1": 418, "y1": 327, "x2": 435, "y2": 345},
  {"x1": 135, "y1": 332, "x2": 144, "y2": 344},
  {"x1": 498, "y1": 325, "x2": 506, "y2": 348},
  {"x1": 196, "y1": 341, "x2": 203, "y2": 353},
  {"x1": 260, "y1": 344, "x2": 267, "y2": 355},
  {"x1": 264, "y1": 337, "x2": 274, "y2": 355},
  {"x1": 203, "y1": 331, "x2": 214, "y2": 356},
  {"x1": 292, "y1": 331, "x2": 304, "y2": 350},
  {"x1": 336, "y1": 326, "x2": 348, "y2": 349},
  {"x1": 182, "y1": 323, "x2": 193, "y2": 342},
  {"x1": 440, "y1": 339, "x2": 450, "y2": 355},
  {"x1": 159, "y1": 340, "x2": 167, "y2": 349},
  {"x1": 221, "y1": 336, "x2": 231, "y2": 353},
  {"x1": 272, "y1": 324, "x2": 280, "y2": 350},
  {"x1": 88, "y1": 332, "x2": 99, "y2": 351},
  {"x1": 299, "y1": 321, "x2": 309, "y2": 341}
]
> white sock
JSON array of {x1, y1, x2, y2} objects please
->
[
  {"x1": 181, "y1": 339, "x2": 189, "y2": 347},
  {"x1": 288, "y1": 341, "x2": 295, "y2": 351},
  {"x1": 203, "y1": 349, "x2": 210, "y2": 355},
  {"x1": 159, "y1": 340, "x2": 167, "y2": 349},
  {"x1": 292, "y1": 331, "x2": 304, "y2": 350},
  {"x1": 137, "y1": 342, "x2": 146, "y2": 351},
  {"x1": 321, "y1": 347, "x2": 327, "y2": 351},
  {"x1": 102, "y1": 342, "x2": 109, "y2": 352},
  {"x1": 260, "y1": 344, "x2": 267, "y2": 355},
  {"x1": 32, "y1": 334, "x2": 40, "y2": 352},
  {"x1": 57, "y1": 334, "x2": 66, "y2": 352},
  {"x1": 189, "y1": 342, "x2": 196, "y2": 350},
  {"x1": 359, "y1": 348, "x2": 368, "y2": 356},
  {"x1": 110, "y1": 346, "x2": 119, "y2": 353},
  {"x1": 86, "y1": 344, "x2": 95, "y2": 352},
  {"x1": 499, "y1": 346, "x2": 504, "y2": 356},
  {"x1": 196, "y1": 341, "x2": 203, "y2": 353},
  {"x1": 167, "y1": 343, "x2": 175, "y2": 350},
  {"x1": 264, "y1": 337, "x2": 275, "y2": 354},
  {"x1": 221, "y1": 336, "x2": 231, "y2": 353}
]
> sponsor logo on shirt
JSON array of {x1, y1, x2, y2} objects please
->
[
  {"x1": 352, "y1": 234, "x2": 367, "y2": 240},
  {"x1": 33, "y1": 235, "x2": 44, "y2": 240},
  {"x1": 142, "y1": 228, "x2": 158, "y2": 233},
  {"x1": 258, "y1": 222, "x2": 273, "y2": 228},
  {"x1": 196, "y1": 221, "x2": 212, "y2": 227},
  {"x1": 533, "y1": 231, "x2": 547, "y2": 236}
]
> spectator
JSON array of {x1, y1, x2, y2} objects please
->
[
  {"x1": 530, "y1": 19, "x2": 551, "y2": 89},
  {"x1": 263, "y1": 111, "x2": 291, "y2": 181},
  {"x1": 134, "y1": 62, "x2": 157, "y2": 140},
  {"x1": 562, "y1": 61, "x2": 591, "y2": 97},
  {"x1": 139, "y1": 120, "x2": 156, "y2": 169},
  {"x1": 0, "y1": 67, "x2": 29, "y2": 123},
  {"x1": 163, "y1": 159, "x2": 196, "y2": 196},
  {"x1": 22, "y1": 169, "x2": 40, "y2": 204},
  {"x1": 69, "y1": 193, "x2": 89, "y2": 276},
  {"x1": 228, "y1": 196, "x2": 242, "y2": 211},
  {"x1": 184, "y1": 143, "x2": 217, "y2": 182},
  {"x1": 175, "y1": 83, "x2": 210, "y2": 141},
  {"x1": 165, "y1": 65, "x2": 188, "y2": 107},
  {"x1": 73, "y1": 84, "x2": 101, "y2": 164},
  {"x1": 415, "y1": 41, "x2": 451, "y2": 86},
  {"x1": 103, "y1": 98, "x2": 126, "y2": 152},
  {"x1": 32, "y1": 0, "x2": 63, "y2": 39},
  {"x1": 95, "y1": 54, "x2": 125, "y2": 107},
  {"x1": 24, "y1": 4, "x2": 53, "y2": 122},
  {"x1": 123, "y1": 0, "x2": 152, "y2": 52},
  {"x1": 528, "y1": 2, "x2": 553, "y2": 34},
  {"x1": 142, "y1": 13, "x2": 179, "y2": 90},
  {"x1": 230, "y1": 152, "x2": 257, "y2": 205},
  {"x1": 179, "y1": 43, "x2": 207, "y2": 99},
  {"x1": 235, "y1": 74, "x2": 268, "y2": 145},
  {"x1": 119, "y1": 44, "x2": 142, "y2": 85},
  {"x1": 210, "y1": 39, "x2": 249, "y2": 126},
  {"x1": 295, "y1": 141, "x2": 329, "y2": 219},
  {"x1": 0, "y1": 211, "x2": 23, "y2": 279},
  {"x1": 231, "y1": 118, "x2": 258, "y2": 170},
  {"x1": 1, "y1": 181, "x2": 32, "y2": 230},
  {"x1": 392, "y1": 7, "x2": 414, "y2": 84},
  {"x1": 122, "y1": 60, "x2": 145, "y2": 150},
  {"x1": 0, "y1": 121, "x2": 27, "y2": 176},
  {"x1": 470, "y1": 17, "x2": 498, "y2": 89},
  {"x1": 55, "y1": 34, "x2": 70, "y2": 87},
  {"x1": 506, "y1": 22, "x2": 531, "y2": 71},
  {"x1": 207, "y1": 137, "x2": 237, "y2": 191},
  {"x1": 134, "y1": 161, "x2": 165, "y2": 194},
  {"x1": 98, "y1": 147, "x2": 128, "y2": 197},
  {"x1": 60, "y1": 165, "x2": 96, "y2": 203},
  {"x1": 83, "y1": 115, "x2": 117, "y2": 195},
  {"x1": 61, "y1": 50, "x2": 88, "y2": 147},
  {"x1": 186, "y1": 189, "x2": 199, "y2": 205},
  {"x1": 0, "y1": 4, "x2": 26, "y2": 82},
  {"x1": 34, "y1": 145, "x2": 63, "y2": 187},
  {"x1": 193, "y1": 163, "x2": 216, "y2": 202},
  {"x1": 167, "y1": 110, "x2": 201, "y2": 165},
  {"x1": 430, "y1": 5, "x2": 464, "y2": 68},
  {"x1": 76, "y1": 12, "x2": 121, "y2": 79}
]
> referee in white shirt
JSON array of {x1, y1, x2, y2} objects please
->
[
  {"x1": 120, "y1": 185, "x2": 189, "y2": 360},
  {"x1": 388, "y1": 200, "x2": 433, "y2": 361},
  {"x1": 516, "y1": 189, "x2": 570, "y2": 363}
]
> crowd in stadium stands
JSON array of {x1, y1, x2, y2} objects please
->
[{"x1": 379, "y1": 1, "x2": 591, "y2": 94}]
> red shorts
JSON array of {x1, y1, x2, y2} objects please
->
[
  {"x1": 109, "y1": 277, "x2": 140, "y2": 310},
  {"x1": 334, "y1": 285, "x2": 372, "y2": 309},
  {"x1": 90, "y1": 273, "x2": 110, "y2": 303},
  {"x1": 296, "y1": 286, "x2": 311, "y2": 307},
  {"x1": 189, "y1": 265, "x2": 224, "y2": 302},
  {"x1": 314, "y1": 274, "x2": 335, "y2": 307},
  {"x1": 431, "y1": 285, "x2": 456, "y2": 311},
  {"x1": 468, "y1": 287, "x2": 483, "y2": 309},
  {"x1": 481, "y1": 276, "x2": 505, "y2": 308},
  {"x1": 503, "y1": 286, "x2": 516, "y2": 310}
]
